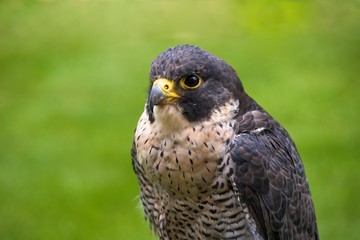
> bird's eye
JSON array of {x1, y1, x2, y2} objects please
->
[{"x1": 180, "y1": 74, "x2": 202, "y2": 90}]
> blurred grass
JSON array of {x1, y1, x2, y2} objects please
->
[{"x1": 0, "y1": 0, "x2": 359, "y2": 239}]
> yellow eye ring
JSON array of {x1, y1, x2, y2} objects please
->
[{"x1": 180, "y1": 74, "x2": 203, "y2": 90}]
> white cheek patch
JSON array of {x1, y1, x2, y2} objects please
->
[
  {"x1": 209, "y1": 99, "x2": 239, "y2": 123},
  {"x1": 150, "y1": 98, "x2": 239, "y2": 136}
]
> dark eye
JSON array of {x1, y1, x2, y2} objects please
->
[{"x1": 181, "y1": 74, "x2": 202, "y2": 89}]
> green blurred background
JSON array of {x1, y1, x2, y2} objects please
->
[{"x1": 0, "y1": 0, "x2": 359, "y2": 239}]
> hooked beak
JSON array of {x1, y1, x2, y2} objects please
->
[{"x1": 149, "y1": 78, "x2": 181, "y2": 112}]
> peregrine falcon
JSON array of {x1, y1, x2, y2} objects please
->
[{"x1": 132, "y1": 45, "x2": 318, "y2": 240}]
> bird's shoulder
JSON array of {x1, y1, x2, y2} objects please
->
[{"x1": 227, "y1": 108, "x2": 318, "y2": 239}]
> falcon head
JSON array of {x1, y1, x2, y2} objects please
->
[{"x1": 146, "y1": 45, "x2": 249, "y2": 129}]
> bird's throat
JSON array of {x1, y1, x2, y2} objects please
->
[{"x1": 152, "y1": 104, "x2": 191, "y2": 133}]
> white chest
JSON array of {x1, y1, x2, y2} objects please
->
[{"x1": 134, "y1": 111, "x2": 234, "y2": 199}]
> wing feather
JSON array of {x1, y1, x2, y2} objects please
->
[{"x1": 229, "y1": 114, "x2": 318, "y2": 239}]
